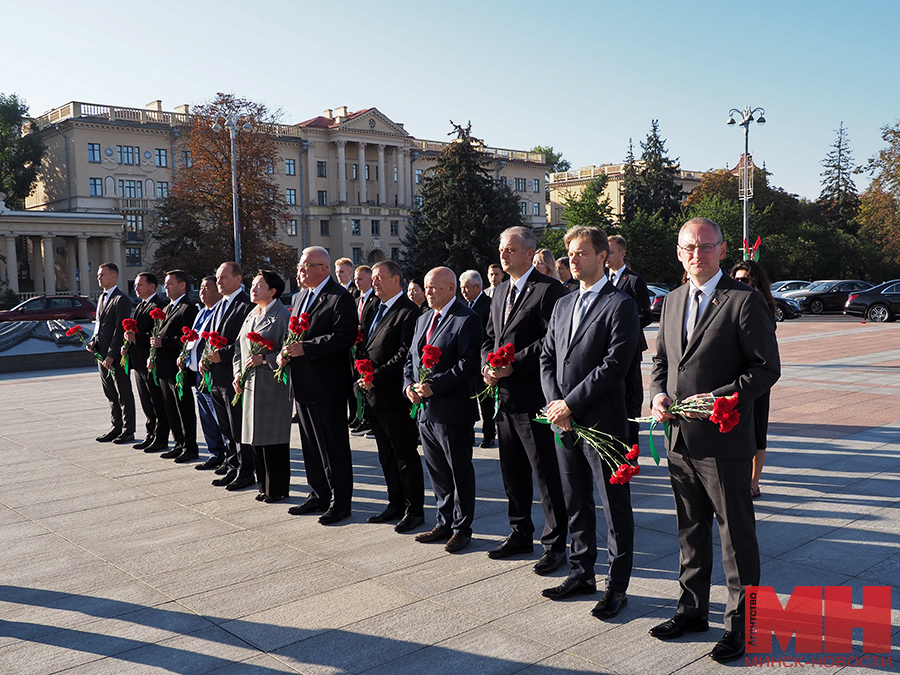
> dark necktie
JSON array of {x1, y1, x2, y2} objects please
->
[
  {"x1": 368, "y1": 303, "x2": 386, "y2": 338},
  {"x1": 503, "y1": 285, "x2": 517, "y2": 326},
  {"x1": 426, "y1": 310, "x2": 441, "y2": 344},
  {"x1": 97, "y1": 291, "x2": 108, "y2": 317},
  {"x1": 685, "y1": 288, "x2": 703, "y2": 345}
]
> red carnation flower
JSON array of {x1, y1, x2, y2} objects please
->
[
  {"x1": 149, "y1": 308, "x2": 166, "y2": 321},
  {"x1": 626, "y1": 445, "x2": 640, "y2": 460},
  {"x1": 421, "y1": 344, "x2": 441, "y2": 370},
  {"x1": 122, "y1": 318, "x2": 138, "y2": 332},
  {"x1": 66, "y1": 325, "x2": 83, "y2": 337},
  {"x1": 710, "y1": 393, "x2": 741, "y2": 433}
]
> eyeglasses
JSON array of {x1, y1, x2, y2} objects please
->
[
  {"x1": 297, "y1": 263, "x2": 324, "y2": 270},
  {"x1": 678, "y1": 242, "x2": 722, "y2": 255},
  {"x1": 734, "y1": 276, "x2": 751, "y2": 284}
]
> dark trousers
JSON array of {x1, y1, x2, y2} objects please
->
[
  {"x1": 419, "y1": 420, "x2": 476, "y2": 535},
  {"x1": 370, "y1": 407, "x2": 425, "y2": 517},
  {"x1": 196, "y1": 388, "x2": 226, "y2": 459},
  {"x1": 556, "y1": 431, "x2": 634, "y2": 590},
  {"x1": 211, "y1": 384, "x2": 254, "y2": 478},
  {"x1": 134, "y1": 367, "x2": 167, "y2": 442},
  {"x1": 159, "y1": 373, "x2": 197, "y2": 453},
  {"x1": 624, "y1": 353, "x2": 644, "y2": 447},
  {"x1": 296, "y1": 400, "x2": 353, "y2": 511},
  {"x1": 99, "y1": 361, "x2": 135, "y2": 434},
  {"x1": 253, "y1": 443, "x2": 291, "y2": 499},
  {"x1": 477, "y1": 395, "x2": 495, "y2": 442},
  {"x1": 667, "y1": 441, "x2": 758, "y2": 632},
  {"x1": 496, "y1": 411, "x2": 568, "y2": 552}
]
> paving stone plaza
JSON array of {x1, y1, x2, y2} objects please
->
[{"x1": 1, "y1": 316, "x2": 898, "y2": 674}]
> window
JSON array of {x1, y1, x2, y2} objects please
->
[
  {"x1": 371, "y1": 220, "x2": 380, "y2": 236},
  {"x1": 352, "y1": 164, "x2": 358, "y2": 180},
  {"x1": 351, "y1": 219, "x2": 361, "y2": 236},
  {"x1": 286, "y1": 189, "x2": 297, "y2": 205},
  {"x1": 415, "y1": 169, "x2": 423, "y2": 184},
  {"x1": 320, "y1": 220, "x2": 330, "y2": 237},
  {"x1": 500, "y1": 176, "x2": 508, "y2": 187},
  {"x1": 365, "y1": 165, "x2": 370, "y2": 181},
  {"x1": 317, "y1": 190, "x2": 328, "y2": 206},
  {"x1": 515, "y1": 178, "x2": 526, "y2": 192},
  {"x1": 89, "y1": 178, "x2": 103, "y2": 196},
  {"x1": 533, "y1": 179, "x2": 540, "y2": 193},
  {"x1": 181, "y1": 151, "x2": 192, "y2": 167},
  {"x1": 316, "y1": 161, "x2": 327, "y2": 177},
  {"x1": 390, "y1": 220, "x2": 399, "y2": 236},
  {"x1": 156, "y1": 181, "x2": 169, "y2": 199},
  {"x1": 393, "y1": 167, "x2": 398, "y2": 182},
  {"x1": 125, "y1": 247, "x2": 142, "y2": 267},
  {"x1": 124, "y1": 214, "x2": 144, "y2": 242},
  {"x1": 518, "y1": 201, "x2": 527, "y2": 215},
  {"x1": 117, "y1": 145, "x2": 139, "y2": 165},
  {"x1": 264, "y1": 159, "x2": 274, "y2": 175},
  {"x1": 414, "y1": 195, "x2": 424, "y2": 209},
  {"x1": 155, "y1": 148, "x2": 168, "y2": 167},
  {"x1": 391, "y1": 247, "x2": 400, "y2": 261},
  {"x1": 532, "y1": 202, "x2": 540, "y2": 216},
  {"x1": 288, "y1": 219, "x2": 298, "y2": 236},
  {"x1": 88, "y1": 143, "x2": 101, "y2": 163},
  {"x1": 118, "y1": 179, "x2": 142, "y2": 199},
  {"x1": 285, "y1": 158, "x2": 296, "y2": 176},
  {"x1": 352, "y1": 247, "x2": 362, "y2": 265}
]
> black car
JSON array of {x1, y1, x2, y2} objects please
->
[
  {"x1": 783, "y1": 280, "x2": 873, "y2": 314},
  {"x1": 844, "y1": 280, "x2": 900, "y2": 322},
  {"x1": 647, "y1": 285, "x2": 670, "y2": 320},
  {"x1": 772, "y1": 293, "x2": 802, "y2": 322}
]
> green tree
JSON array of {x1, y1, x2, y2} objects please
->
[
  {"x1": 621, "y1": 121, "x2": 684, "y2": 224},
  {"x1": 616, "y1": 210, "x2": 682, "y2": 285},
  {"x1": 531, "y1": 145, "x2": 571, "y2": 174},
  {"x1": 0, "y1": 93, "x2": 46, "y2": 210},
  {"x1": 620, "y1": 139, "x2": 641, "y2": 224},
  {"x1": 816, "y1": 122, "x2": 859, "y2": 233},
  {"x1": 561, "y1": 175, "x2": 614, "y2": 230},
  {"x1": 151, "y1": 93, "x2": 297, "y2": 283},
  {"x1": 536, "y1": 226, "x2": 567, "y2": 259},
  {"x1": 401, "y1": 122, "x2": 523, "y2": 278}
]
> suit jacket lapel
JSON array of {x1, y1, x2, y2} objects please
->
[
  {"x1": 367, "y1": 301, "x2": 395, "y2": 345},
  {"x1": 565, "y1": 285, "x2": 612, "y2": 356},
  {"x1": 682, "y1": 286, "x2": 729, "y2": 357},
  {"x1": 501, "y1": 279, "x2": 534, "y2": 340}
]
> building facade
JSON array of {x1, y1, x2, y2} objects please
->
[{"x1": 21, "y1": 100, "x2": 547, "y2": 295}]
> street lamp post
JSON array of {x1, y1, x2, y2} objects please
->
[
  {"x1": 727, "y1": 106, "x2": 765, "y2": 258},
  {"x1": 213, "y1": 114, "x2": 252, "y2": 265}
]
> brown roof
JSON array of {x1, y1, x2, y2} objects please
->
[{"x1": 296, "y1": 108, "x2": 374, "y2": 129}]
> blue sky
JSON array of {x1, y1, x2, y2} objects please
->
[{"x1": 5, "y1": 0, "x2": 898, "y2": 201}]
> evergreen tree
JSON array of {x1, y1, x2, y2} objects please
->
[
  {"x1": 561, "y1": 175, "x2": 614, "y2": 230},
  {"x1": 0, "y1": 93, "x2": 46, "y2": 210},
  {"x1": 620, "y1": 138, "x2": 642, "y2": 224},
  {"x1": 817, "y1": 122, "x2": 859, "y2": 233},
  {"x1": 401, "y1": 122, "x2": 523, "y2": 278},
  {"x1": 637, "y1": 119, "x2": 684, "y2": 222}
]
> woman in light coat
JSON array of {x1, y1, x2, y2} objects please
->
[{"x1": 233, "y1": 270, "x2": 293, "y2": 502}]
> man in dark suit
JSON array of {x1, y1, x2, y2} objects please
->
[
  {"x1": 539, "y1": 226, "x2": 640, "y2": 621},
  {"x1": 607, "y1": 235, "x2": 653, "y2": 446},
  {"x1": 556, "y1": 256, "x2": 579, "y2": 293},
  {"x1": 90, "y1": 262, "x2": 135, "y2": 443},
  {"x1": 357, "y1": 260, "x2": 425, "y2": 532},
  {"x1": 202, "y1": 262, "x2": 254, "y2": 489},
  {"x1": 278, "y1": 247, "x2": 358, "y2": 525},
  {"x1": 349, "y1": 264, "x2": 378, "y2": 435},
  {"x1": 403, "y1": 267, "x2": 483, "y2": 553},
  {"x1": 123, "y1": 272, "x2": 168, "y2": 452},
  {"x1": 460, "y1": 269, "x2": 495, "y2": 448},
  {"x1": 334, "y1": 257, "x2": 358, "y2": 298},
  {"x1": 649, "y1": 218, "x2": 780, "y2": 663},
  {"x1": 149, "y1": 270, "x2": 199, "y2": 463},
  {"x1": 483, "y1": 226, "x2": 569, "y2": 576}
]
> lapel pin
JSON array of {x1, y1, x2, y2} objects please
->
[{"x1": 712, "y1": 297, "x2": 719, "y2": 306}]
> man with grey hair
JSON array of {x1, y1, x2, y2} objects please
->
[{"x1": 460, "y1": 269, "x2": 494, "y2": 447}]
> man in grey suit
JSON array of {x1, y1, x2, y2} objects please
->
[
  {"x1": 649, "y1": 217, "x2": 780, "y2": 663},
  {"x1": 403, "y1": 267, "x2": 483, "y2": 553},
  {"x1": 539, "y1": 226, "x2": 640, "y2": 620}
]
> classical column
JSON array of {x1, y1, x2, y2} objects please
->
[
  {"x1": 377, "y1": 144, "x2": 386, "y2": 206},
  {"x1": 66, "y1": 237, "x2": 77, "y2": 293},
  {"x1": 42, "y1": 236, "x2": 56, "y2": 295},
  {"x1": 77, "y1": 236, "x2": 90, "y2": 296},
  {"x1": 306, "y1": 141, "x2": 317, "y2": 205},
  {"x1": 99, "y1": 237, "x2": 110, "y2": 265},
  {"x1": 336, "y1": 140, "x2": 347, "y2": 204},
  {"x1": 109, "y1": 236, "x2": 123, "y2": 274},
  {"x1": 357, "y1": 142, "x2": 367, "y2": 206},
  {"x1": 3, "y1": 235, "x2": 18, "y2": 294},
  {"x1": 398, "y1": 148, "x2": 408, "y2": 208},
  {"x1": 31, "y1": 237, "x2": 44, "y2": 294}
]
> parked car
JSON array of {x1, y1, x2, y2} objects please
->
[
  {"x1": 0, "y1": 294, "x2": 97, "y2": 322},
  {"x1": 782, "y1": 280, "x2": 873, "y2": 314},
  {"x1": 772, "y1": 292, "x2": 802, "y2": 322},
  {"x1": 647, "y1": 285, "x2": 670, "y2": 320},
  {"x1": 771, "y1": 280, "x2": 812, "y2": 293},
  {"x1": 844, "y1": 280, "x2": 900, "y2": 322}
]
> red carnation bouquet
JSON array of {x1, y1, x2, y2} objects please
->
[
  {"x1": 66, "y1": 325, "x2": 107, "y2": 376},
  {"x1": 473, "y1": 342, "x2": 514, "y2": 418},
  {"x1": 535, "y1": 410, "x2": 641, "y2": 485},
  {"x1": 353, "y1": 358, "x2": 375, "y2": 421},
  {"x1": 232, "y1": 331, "x2": 276, "y2": 405},
  {"x1": 197, "y1": 331, "x2": 228, "y2": 392},
  {"x1": 175, "y1": 326, "x2": 200, "y2": 399},
  {"x1": 147, "y1": 307, "x2": 167, "y2": 385},
  {"x1": 120, "y1": 318, "x2": 138, "y2": 374},
  {"x1": 410, "y1": 344, "x2": 441, "y2": 419},
  {"x1": 352, "y1": 325, "x2": 364, "y2": 358},
  {"x1": 273, "y1": 312, "x2": 310, "y2": 385},
  {"x1": 630, "y1": 393, "x2": 741, "y2": 464}
]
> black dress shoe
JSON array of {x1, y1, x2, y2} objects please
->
[
  {"x1": 112, "y1": 432, "x2": 135, "y2": 444},
  {"x1": 214, "y1": 465, "x2": 231, "y2": 475},
  {"x1": 532, "y1": 551, "x2": 566, "y2": 576},
  {"x1": 173, "y1": 452, "x2": 199, "y2": 464},
  {"x1": 225, "y1": 475, "x2": 256, "y2": 491},
  {"x1": 288, "y1": 500, "x2": 327, "y2": 515},
  {"x1": 212, "y1": 472, "x2": 236, "y2": 487},
  {"x1": 350, "y1": 426, "x2": 371, "y2": 437},
  {"x1": 542, "y1": 577, "x2": 597, "y2": 600},
  {"x1": 367, "y1": 506, "x2": 404, "y2": 524},
  {"x1": 445, "y1": 532, "x2": 471, "y2": 553},
  {"x1": 318, "y1": 509, "x2": 351, "y2": 525},
  {"x1": 479, "y1": 438, "x2": 495, "y2": 448},
  {"x1": 487, "y1": 536, "x2": 533, "y2": 559},
  {"x1": 133, "y1": 438, "x2": 153, "y2": 450},
  {"x1": 394, "y1": 514, "x2": 425, "y2": 533},
  {"x1": 143, "y1": 442, "x2": 167, "y2": 453},
  {"x1": 96, "y1": 429, "x2": 121, "y2": 443},
  {"x1": 195, "y1": 457, "x2": 223, "y2": 471},
  {"x1": 649, "y1": 614, "x2": 709, "y2": 640},
  {"x1": 415, "y1": 526, "x2": 452, "y2": 543},
  {"x1": 591, "y1": 590, "x2": 628, "y2": 620},
  {"x1": 710, "y1": 631, "x2": 745, "y2": 663},
  {"x1": 160, "y1": 448, "x2": 181, "y2": 459},
  {"x1": 264, "y1": 494, "x2": 287, "y2": 503},
  {"x1": 255, "y1": 493, "x2": 267, "y2": 502}
]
